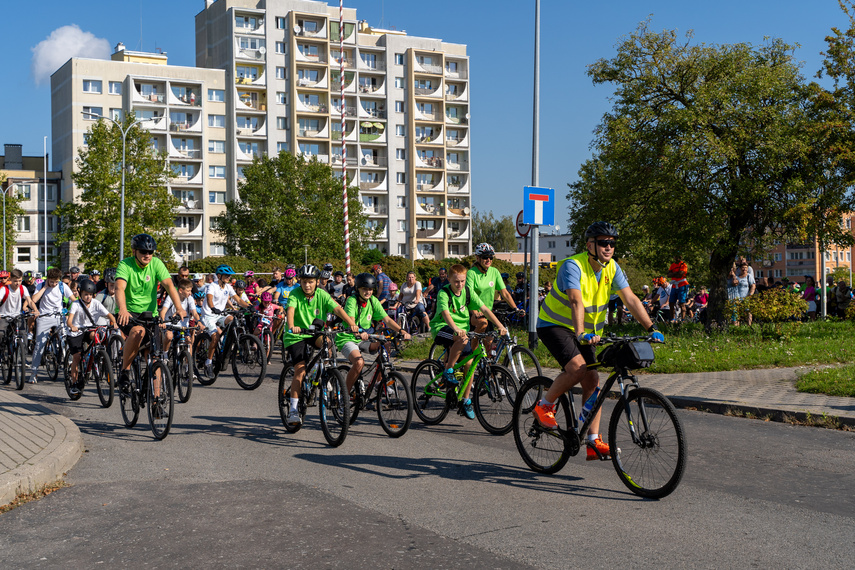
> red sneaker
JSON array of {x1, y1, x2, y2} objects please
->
[
  {"x1": 533, "y1": 401, "x2": 558, "y2": 429},
  {"x1": 586, "y1": 436, "x2": 611, "y2": 461}
]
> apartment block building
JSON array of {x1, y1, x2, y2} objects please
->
[
  {"x1": 51, "y1": 49, "x2": 228, "y2": 266},
  {"x1": 195, "y1": 0, "x2": 472, "y2": 259},
  {"x1": 0, "y1": 144, "x2": 62, "y2": 273}
]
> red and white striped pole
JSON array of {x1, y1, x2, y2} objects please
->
[{"x1": 340, "y1": 0, "x2": 351, "y2": 273}]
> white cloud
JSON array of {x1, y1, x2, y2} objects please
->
[{"x1": 31, "y1": 25, "x2": 111, "y2": 86}]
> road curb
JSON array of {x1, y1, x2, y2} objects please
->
[{"x1": 0, "y1": 395, "x2": 85, "y2": 508}]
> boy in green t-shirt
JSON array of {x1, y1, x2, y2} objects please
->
[
  {"x1": 430, "y1": 264, "x2": 507, "y2": 419},
  {"x1": 282, "y1": 264, "x2": 357, "y2": 426},
  {"x1": 335, "y1": 272, "x2": 411, "y2": 393}
]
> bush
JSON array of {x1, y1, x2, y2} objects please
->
[{"x1": 725, "y1": 288, "x2": 807, "y2": 336}]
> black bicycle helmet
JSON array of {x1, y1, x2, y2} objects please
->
[
  {"x1": 24, "y1": 270, "x2": 34, "y2": 280},
  {"x1": 298, "y1": 264, "x2": 321, "y2": 279},
  {"x1": 323, "y1": 263, "x2": 334, "y2": 271},
  {"x1": 584, "y1": 221, "x2": 619, "y2": 240},
  {"x1": 354, "y1": 273, "x2": 377, "y2": 290},
  {"x1": 320, "y1": 270, "x2": 332, "y2": 280},
  {"x1": 79, "y1": 278, "x2": 97, "y2": 294},
  {"x1": 131, "y1": 233, "x2": 157, "y2": 251},
  {"x1": 516, "y1": 271, "x2": 525, "y2": 278},
  {"x1": 501, "y1": 272, "x2": 509, "y2": 280},
  {"x1": 104, "y1": 268, "x2": 117, "y2": 283},
  {"x1": 235, "y1": 279, "x2": 246, "y2": 289},
  {"x1": 333, "y1": 270, "x2": 344, "y2": 277}
]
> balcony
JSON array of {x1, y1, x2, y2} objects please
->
[
  {"x1": 447, "y1": 205, "x2": 471, "y2": 218},
  {"x1": 358, "y1": 80, "x2": 386, "y2": 97},
  {"x1": 415, "y1": 85, "x2": 442, "y2": 98},
  {"x1": 133, "y1": 90, "x2": 166, "y2": 105},
  {"x1": 416, "y1": 202, "x2": 444, "y2": 217},
  {"x1": 446, "y1": 160, "x2": 469, "y2": 172},
  {"x1": 358, "y1": 127, "x2": 386, "y2": 144},
  {"x1": 331, "y1": 55, "x2": 355, "y2": 69},
  {"x1": 142, "y1": 115, "x2": 168, "y2": 132},
  {"x1": 169, "y1": 88, "x2": 202, "y2": 107},
  {"x1": 445, "y1": 130, "x2": 470, "y2": 148},
  {"x1": 169, "y1": 118, "x2": 202, "y2": 134},
  {"x1": 416, "y1": 128, "x2": 444, "y2": 145},
  {"x1": 330, "y1": 74, "x2": 356, "y2": 93},
  {"x1": 331, "y1": 126, "x2": 357, "y2": 141},
  {"x1": 416, "y1": 155, "x2": 443, "y2": 169},
  {"x1": 236, "y1": 46, "x2": 266, "y2": 61},
  {"x1": 414, "y1": 59, "x2": 443, "y2": 75},
  {"x1": 169, "y1": 146, "x2": 202, "y2": 160},
  {"x1": 447, "y1": 222, "x2": 470, "y2": 240},
  {"x1": 446, "y1": 113, "x2": 468, "y2": 125},
  {"x1": 331, "y1": 154, "x2": 358, "y2": 166},
  {"x1": 359, "y1": 105, "x2": 386, "y2": 119},
  {"x1": 297, "y1": 71, "x2": 329, "y2": 89},
  {"x1": 171, "y1": 168, "x2": 203, "y2": 186},
  {"x1": 360, "y1": 154, "x2": 387, "y2": 168},
  {"x1": 447, "y1": 175, "x2": 470, "y2": 194},
  {"x1": 359, "y1": 173, "x2": 386, "y2": 191},
  {"x1": 295, "y1": 49, "x2": 327, "y2": 64},
  {"x1": 416, "y1": 178, "x2": 444, "y2": 192},
  {"x1": 359, "y1": 57, "x2": 386, "y2": 72},
  {"x1": 236, "y1": 120, "x2": 266, "y2": 137},
  {"x1": 235, "y1": 19, "x2": 264, "y2": 35},
  {"x1": 235, "y1": 72, "x2": 266, "y2": 88},
  {"x1": 331, "y1": 105, "x2": 358, "y2": 118},
  {"x1": 297, "y1": 98, "x2": 329, "y2": 114},
  {"x1": 416, "y1": 223, "x2": 444, "y2": 239},
  {"x1": 414, "y1": 108, "x2": 441, "y2": 122},
  {"x1": 363, "y1": 204, "x2": 388, "y2": 216},
  {"x1": 296, "y1": 23, "x2": 327, "y2": 40},
  {"x1": 445, "y1": 63, "x2": 468, "y2": 79}
]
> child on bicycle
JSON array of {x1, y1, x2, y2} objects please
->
[
  {"x1": 281, "y1": 264, "x2": 358, "y2": 426},
  {"x1": 335, "y1": 272, "x2": 411, "y2": 394},
  {"x1": 255, "y1": 291, "x2": 284, "y2": 364},
  {"x1": 429, "y1": 264, "x2": 507, "y2": 420},
  {"x1": 67, "y1": 279, "x2": 117, "y2": 396},
  {"x1": 200, "y1": 265, "x2": 251, "y2": 377},
  {"x1": 159, "y1": 278, "x2": 200, "y2": 359}
]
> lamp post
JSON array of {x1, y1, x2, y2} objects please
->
[
  {"x1": 303, "y1": 245, "x2": 309, "y2": 265},
  {"x1": 81, "y1": 111, "x2": 156, "y2": 262}
]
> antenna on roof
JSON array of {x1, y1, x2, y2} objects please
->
[
  {"x1": 379, "y1": 0, "x2": 385, "y2": 28},
  {"x1": 138, "y1": 0, "x2": 143, "y2": 51}
]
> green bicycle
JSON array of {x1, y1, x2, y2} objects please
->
[{"x1": 410, "y1": 331, "x2": 518, "y2": 435}]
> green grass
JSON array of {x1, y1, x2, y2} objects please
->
[{"x1": 796, "y1": 365, "x2": 855, "y2": 397}]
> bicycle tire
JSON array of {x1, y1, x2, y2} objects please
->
[
  {"x1": 279, "y1": 365, "x2": 304, "y2": 433},
  {"x1": 609, "y1": 387, "x2": 687, "y2": 499},
  {"x1": 64, "y1": 355, "x2": 83, "y2": 401},
  {"x1": 319, "y1": 367, "x2": 349, "y2": 447},
  {"x1": 427, "y1": 340, "x2": 442, "y2": 361},
  {"x1": 120, "y1": 364, "x2": 140, "y2": 428},
  {"x1": 43, "y1": 351, "x2": 58, "y2": 383},
  {"x1": 193, "y1": 336, "x2": 217, "y2": 386},
  {"x1": 473, "y1": 364, "x2": 518, "y2": 435},
  {"x1": 410, "y1": 359, "x2": 450, "y2": 425},
  {"x1": 340, "y1": 366, "x2": 363, "y2": 426},
  {"x1": 262, "y1": 329, "x2": 272, "y2": 363},
  {"x1": 147, "y1": 361, "x2": 174, "y2": 440},
  {"x1": 63, "y1": 350, "x2": 74, "y2": 386},
  {"x1": 502, "y1": 345, "x2": 542, "y2": 386},
  {"x1": 93, "y1": 347, "x2": 115, "y2": 408},
  {"x1": 14, "y1": 339, "x2": 26, "y2": 390},
  {"x1": 512, "y1": 376, "x2": 572, "y2": 474},
  {"x1": 377, "y1": 371, "x2": 413, "y2": 438},
  {"x1": 232, "y1": 334, "x2": 266, "y2": 390},
  {"x1": 106, "y1": 335, "x2": 124, "y2": 377},
  {"x1": 175, "y1": 348, "x2": 193, "y2": 403},
  {"x1": 1, "y1": 349, "x2": 10, "y2": 385}
]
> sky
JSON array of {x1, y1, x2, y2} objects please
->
[{"x1": 3, "y1": 0, "x2": 850, "y2": 234}]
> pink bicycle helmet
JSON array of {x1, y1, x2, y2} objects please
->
[
  {"x1": 244, "y1": 270, "x2": 254, "y2": 277},
  {"x1": 261, "y1": 291, "x2": 273, "y2": 302},
  {"x1": 389, "y1": 282, "x2": 398, "y2": 292},
  {"x1": 284, "y1": 268, "x2": 296, "y2": 278}
]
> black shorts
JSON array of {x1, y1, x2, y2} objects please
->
[
  {"x1": 286, "y1": 336, "x2": 323, "y2": 365},
  {"x1": 434, "y1": 325, "x2": 473, "y2": 352},
  {"x1": 536, "y1": 325, "x2": 596, "y2": 370},
  {"x1": 68, "y1": 331, "x2": 95, "y2": 355},
  {"x1": 119, "y1": 312, "x2": 152, "y2": 345}
]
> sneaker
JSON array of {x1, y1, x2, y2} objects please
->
[
  {"x1": 205, "y1": 362, "x2": 213, "y2": 377},
  {"x1": 27, "y1": 377, "x2": 37, "y2": 384},
  {"x1": 69, "y1": 386, "x2": 80, "y2": 397},
  {"x1": 119, "y1": 370, "x2": 131, "y2": 394},
  {"x1": 442, "y1": 369, "x2": 458, "y2": 386},
  {"x1": 287, "y1": 409, "x2": 302, "y2": 426},
  {"x1": 28, "y1": 332, "x2": 34, "y2": 341},
  {"x1": 462, "y1": 398, "x2": 475, "y2": 420},
  {"x1": 533, "y1": 401, "x2": 558, "y2": 429},
  {"x1": 586, "y1": 436, "x2": 611, "y2": 461}
]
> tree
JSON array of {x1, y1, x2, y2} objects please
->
[
  {"x1": 567, "y1": 22, "x2": 855, "y2": 325},
  {"x1": 212, "y1": 152, "x2": 375, "y2": 263},
  {"x1": 55, "y1": 114, "x2": 179, "y2": 269},
  {"x1": 1, "y1": 174, "x2": 26, "y2": 270},
  {"x1": 472, "y1": 210, "x2": 517, "y2": 252}
]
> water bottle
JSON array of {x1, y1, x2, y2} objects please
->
[
  {"x1": 579, "y1": 387, "x2": 600, "y2": 424},
  {"x1": 309, "y1": 361, "x2": 320, "y2": 386}
]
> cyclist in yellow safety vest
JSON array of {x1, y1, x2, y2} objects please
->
[{"x1": 533, "y1": 222, "x2": 665, "y2": 461}]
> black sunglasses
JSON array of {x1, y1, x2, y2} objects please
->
[
  {"x1": 596, "y1": 239, "x2": 616, "y2": 249},
  {"x1": 479, "y1": 255, "x2": 494, "y2": 260},
  {"x1": 138, "y1": 249, "x2": 155, "y2": 256}
]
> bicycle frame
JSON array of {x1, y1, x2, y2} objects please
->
[{"x1": 422, "y1": 333, "x2": 491, "y2": 404}]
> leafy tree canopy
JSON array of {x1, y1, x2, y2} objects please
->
[
  {"x1": 472, "y1": 209, "x2": 517, "y2": 252},
  {"x1": 1, "y1": 174, "x2": 26, "y2": 270}
]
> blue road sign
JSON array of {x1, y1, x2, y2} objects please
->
[{"x1": 523, "y1": 186, "x2": 554, "y2": 226}]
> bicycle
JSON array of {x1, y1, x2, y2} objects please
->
[
  {"x1": 338, "y1": 332, "x2": 413, "y2": 438},
  {"x1": 118, "y1": 313, "x2": 175, "y2": 440},
  {"x1": 395, "y1": 304, "x2": 427, "y2": 336},
  {"x1": 278, "y1": 327, "x2": 350, "y2": 447},
  {"x1": 410, "y1": 331, "x2": 518, "y2": 435},
  {"x1": 35, "y1": 310, "x2": 69, "y2": 383},
  {"x1": 64, "y1": 325, "x2": 116, "y2": 408},
  {"x1": 163, "y1": 320, "x2": 193, "y2": 403},
  {"x1": 106, "y1": 328, "x2": 125, "y2": 380},
  {"x1": 512, "y1": 334, "x2": 687, "y2": 499},
  {"x1": 252, "y1": 310, "x2": 281, "y2": 365},
  {"x1": 1, "y1": 311, "x2": 32, "y2": 390},
  {"x1": 193, "y1": 309, "x2": 266, "y2": 390}
]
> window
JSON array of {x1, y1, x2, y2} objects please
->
[
  {"x1": 238, "y1": 36, "x2": 263, "y2": 51},
  {"x1": 82, "y1": 106, "x2": 102, "y2": 119},
  {"x1": 774, "y1": 252, "x2": 782, "y2": 262},
  {"x1": 17, "y1": 216, "x2": 30, "y2": 232},
  {"x1": 299, "y1": 143, "x2": 320, "y2": 156},
  {"x1": 395, "y1": 125, "x2": 405, "y2": 137},
  {"x1": 109, "y1": 81, "x2": 122, "y2": 95},
  {"x1": 208, "y1": 89, "x2": 224, "y2": 102},
  {"x1": 848, "y1": 252, "x2": 852, "y2": 262},
  {"x1": 83, "y1": 80, "x2": 102, "y2": 93},
  {"x1": 395, "y1": 101, "x2": 404, "y2": 113},
  {"x1": 235, "y1": 15, "x2": 258, "y2": 29},
  {"x1": 174, "y1": 216, "x2": 196, "y2": 230},
  {"x1": 396, "y1": 149, "x2": 406, "y2": 160},
  {"x1": 172, "y1": 164, "x2": 196, "y2": 179},
  {"x1": 277, "y1": 117, "x2": 287, "y2": 130},
  {"x1": 208, "y1": 140, "x2": 225, "y2": 153},
  {"x1": 446, "y1": 61, "x2": 458, "y2": 73},
  {"x1": 298, "y1": 44, "x2": 319, "y2": 58},
  {"x1": 16, "y1": 184, "x2": 30, "y2": 199},
  {"x1": 276, "y1": 67, "x2": 286, "y2": 79},
  {"x1": 395, "y1": 53, "x2": 404, "y2": 65},
  {"x1": 209, "y1": 191, "x2": 226, "y2": 204},
  {"x1": 396, "y1": 173, "x2": 406, "y2": 184},
  {"x1": 566, "y1": 240, "x2": 571, "y2": 247},
  {"x1": 397, "y1": 196, "x2": 406, "y2": 208},
  {"x1": 236, "y1": 116, "x2": 259, "y2": 130},
  {"x1": 110, "y1": 108, "x2": 123, "y2": 121},
  {"x1": 276, "y1": 17, "x2": 285, "y2": 29},
  {"x1": 209, "y1": 166, "x2": 226, "y2": 179},
  {"x1": 398, "y1": 244, "x2": 407, "y2": 256},
  {"x1": 395, "y1": 77, "x2": 404, "y2": 89},
  {"x1": 210, "y1": 243, "x2": 226, "y2": 256},
  {"x1": 238, "y1": 141, "x2": 260, "y2": 157},
  {"x1": 172, "y1": 190, "x2": 196, "y2": 203},
  {"x1": 547, "y1": 241, "x2": 556, "y2": 248},
  {"x1": 208, "y1": 115, "x2": 225, "y2": 128},
  {"x1": 17, "y1": 247, "x2": 31, "y2": 264},
  {"x1": 398, "y1": 220, "x2": 408, "y2": 232},
  {"x1": 276, "y1": 92, "x2": 286, "y2": 104},
  {"x1": 38, "y1": 184, "x2": 56, "y2": 201},
  {"x1": 275, "y1": 41, "x2": 285, "y2": 54},
  {"x1": 38, "y1": 215, "x2": 57, "y2": 233},
  {"x1": 277, "y1": 142, "x2": 288, "y2": 153}
]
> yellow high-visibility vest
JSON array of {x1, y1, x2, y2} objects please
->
[{"x1": 538, "y1": 251, "x2": 616, "y2": 336}]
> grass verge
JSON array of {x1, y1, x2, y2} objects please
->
[{"x1": 795, "y1": 364, "x2": 855, "y2": 397}]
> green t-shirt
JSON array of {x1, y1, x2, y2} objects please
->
[
  {"x1": 465, "y1": 265, "x2": 506, "y2": 311},
  {"x1": 281, "y1": 287, "x2": 339, "y2": 348},
  {"x1": 335, "y1": 295, "x2": 387, "y2": 349},
  {"x1": 116, "y1": 256, "x2": 171, "y2": 314},
  {"x1": 429, "y1": 284, "x2": 484, "y2": 338}
]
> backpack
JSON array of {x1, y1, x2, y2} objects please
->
[
  {"x1": 0, "y1": 285, "x2": 26, "y2": 307},
  {"x1": 436, "y1": 284, "x2": 472, "y2": 317},
  {"x1": 327, "y1": 294, "x2": 370, "y2": 330}
]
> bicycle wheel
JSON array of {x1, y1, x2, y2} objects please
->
[
  {"x1": 63, "y1": 349, "x2": 74, "y2": 386},
  {"x1": 120, "y1": 364, "x2": 140, "y2": 428},
  {"x1": 377, "y1": 371, "x2": 413, "y2": 438},
  {"x1": 232, "y1": 334, "x2": 266, "y2": 390},
  {"x1": 609, "y1": 387, "x2": 687, "y2": 499},
  {"x1": 43, "y1": 351, "x2": 58, "y2": 383},
  {"x1": 262, "y1": 329, "x2": 272, "y2": 363},
  {"x1": 14, "y1": 339, "x2": 26, "y2": 390},
  {"x1": 410, "y1": 359, "x2": 450, "y2": 425},
  {"x1": 502, "y1": 345, "x2": 542, "y2": 386},
  {"x1": 93, "y1": 347, "x2": 115, "y2": 408},
  {"x1": 193, "y1": 336, "x2": 217, "y2": 386},
  {"x1": 64, "y1": 356, "x2": 83, "y2": 401},
  {"x1": 342, "y1": 368, "x2": 362, "y2": 426},
  {"x1": 279, "y1": 366, "x2": 304, "y2": 433},
  {"x1": 512, "y1": 376, "x2": 572, "y2": 474},
  {"x1": 147, "y1": 361, "x2": 174, "y2": 440},
  {"x1": 1, "y1": 349, "x2": 10, "y2": 385},
  {"x1": 427, "y1": 340, "x2": 442, "y2": 361},
  {"x1": 106, "y1": 335, "x2": 124, "y2": 376},
  {"x1": 319, "y1": 367, "x2": 349, "y2": 447},
  {"x1": 473, "y1": 364, "x2": 518, "y2": 435},
  {"x1": 175, "y1": 349, "x2": 193, "y2": 403}
]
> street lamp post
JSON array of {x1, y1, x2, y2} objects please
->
[
  {"x1": 81, "y1": 111, "x2": 156, "y2": 262},
  {"x1": 303, "y1": 245, "x2": 309, "y2": 265}
]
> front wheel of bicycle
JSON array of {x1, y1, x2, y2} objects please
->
[
  {"x1": 319, "y1": 367, "x2": 349, "y2": 447},
  {"x1": 120, "y1": 365, "x2": 140, "y2": 428},
  {"x1": 64, "y1": 357, "x2": 83, "y2": 401},
  {"x1": 175, "y1": 349, "x2": 193, "y2": 403},
  {"x1": 147, "y1": 361, "x2": 174, "y2": 440},
  {"x1": 502, "y1": 345, "x2": 542, "y2": 386},
  {"x1": 1, "y1": 350, "x2": 10, "y2": 385},
  {"x1": 377, "y1": 371, "x2": 413, "y2": 438},
  {"x1": 193, "y1": 336, "x2": 217, "y2": 386},
  {"x1": 14, "y1": 339, "x2": 27, "y2": 390},
  {"x1": 609, "y1": 387, "x2": 687, "y2": 499},
  {"x1": 473, "y1": 364, "x2": 518, "y2": 435},
  {"x1": 410, "y1": 359, "x2": 449, "y2": 425},
  {"x1": 93, "y1": 347, "x2": 115, "y2": 408},
  {"x1": 232, "y1": 334, "x2": 266, "y2": 390},
  {"x1": 512, "y1": 376, "x2": 572, "y2": 474},
  {"x1": 106, "y1": 335, "x2": 124, "y2": 377}
]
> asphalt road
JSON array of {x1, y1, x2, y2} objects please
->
[{"x1": 1, "y1": 362, "x2": 854, "y2": 569}]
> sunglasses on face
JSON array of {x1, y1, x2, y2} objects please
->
[
  {"x1": 480, "y1": 255, "x2": 494, "y2": 260},
  {"x1": 138, "y1": 250, "x2": 155, "y2": 256},
  {"x1": 596, "y1": 239, "x2": 616, "y2": 249}
]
